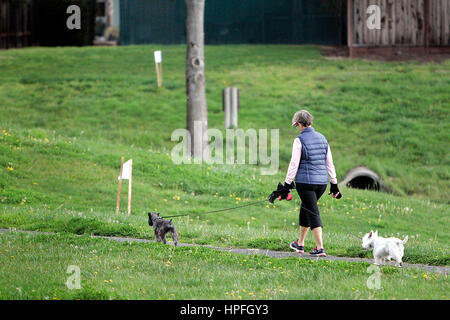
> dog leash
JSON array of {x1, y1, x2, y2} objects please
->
[
  {"x1": 161, "y1": 195, "x2": 362, "y2": 241},
  {"x1": 335, "y1": 227, "x2": 362, "y2": 240},
  {"x1": 160, "y1": 199, "x2": 268, "y2": 219}
]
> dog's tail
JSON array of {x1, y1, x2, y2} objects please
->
[
  {"x1": 171, "y1": 229, "x2": 179, "y2": 246},
  {"x1": 169, "y1": 223, "x2": 179, "y2": 247},
  {"x1": 397, "y1": 236, "x2": 408, "y2": 246},
  {"x1": 168, "y1": 219, "x2": 175, "y2": 229}
]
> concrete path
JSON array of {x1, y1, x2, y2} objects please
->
[{"x1": 1, "y1": 228, "x2": 448, "y2": 275}]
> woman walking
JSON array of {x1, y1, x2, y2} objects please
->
[{"x1": 276, "y1": 110, "x2": 341, "y2": 257}]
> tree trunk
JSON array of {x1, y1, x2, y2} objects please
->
[{"x1": 185, "y1": 0, "x2": 208, "y2": 162}]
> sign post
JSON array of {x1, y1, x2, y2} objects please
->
[
  {"x1": 116, "y1": 156, "x2": 124, "y2": 214},
  {"x1": 127, "y1": 159, "x2": 132, "y2": 215}
]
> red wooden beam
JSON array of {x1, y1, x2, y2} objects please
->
[
  {"x1": 347, "y1": 0, "x2": 354, "y2": 57},
  {"x1": 0, "y1": 32, "x2": 31, "y2": 37},
  {"x1": 7, "y1": 0, "x2": 10, "y2": 49},
  {"x1": 424, "y1": 0, "x2": 430, "y2": 52},
  {"x1": 0, "y1": 0, "x2": 2, "y2": 48}
]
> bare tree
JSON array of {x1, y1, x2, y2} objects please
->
[{"x1": 185, "y1": 0, "x2": 209, "y2": 161}]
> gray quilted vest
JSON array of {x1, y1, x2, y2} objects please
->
[{"x1": 294, "y1": 127, "x2": 329, "y2": 185}]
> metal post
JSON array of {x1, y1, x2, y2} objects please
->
[
  {"x1": 223, "y1": 87, "x2": 231, "y2": 128},
  {"x1": 231, "y1": 87, "x2": 239, "y2": 128},
  {"x1": 223, "y1": 87, "x2": 239, "y2": 128}
]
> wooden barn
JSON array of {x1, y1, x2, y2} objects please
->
[
  {"x1": 0, "y1": 0, "x2": 35, "y2": 49},
  {"x1": 2, "y1": 0, "x2": 449, "y2": 56},
  {"x1": 347, "y1": 0, "x2": 450, "y2": 57},
  {"x1": 0, "y1": 0, "x2": 96, "y2": 49}
]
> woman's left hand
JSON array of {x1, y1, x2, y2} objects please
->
[{"x1": 329, "y1": 183, "x2": 342, "y2": 199}]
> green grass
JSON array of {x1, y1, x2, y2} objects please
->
[
  {"x1": 0, "y1": 45, "x2": 449, "y2": 299},
  {"x1": 0, "y1": 185, "x2": 448, "y2": 266},
  {"x1": 1, "y1": 45, "x2": 449, "y2": 200},
  {"x1": 0, "y1": 231, "x2": 447, "y2": 300}
]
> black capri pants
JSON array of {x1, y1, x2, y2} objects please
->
[{"x1": 296, "y1": 183, "x2": 327, "y2": 230}]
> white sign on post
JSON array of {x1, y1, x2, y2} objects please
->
[
  {"x1": 154, "y1": 50, "x2": 162, "y2": 63},
  {"x1": 116, "y1": 158, "x2": 133, "y2": 215},
  {"x1": 118, "y1": 159, "x2": 132, "y2": 180},
  {"x1": 154, "y1": 50, "x2": 163, "y2": 88}
]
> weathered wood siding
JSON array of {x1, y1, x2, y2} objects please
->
[
  {"x1": 352, "y1": 0, "x2": 449, "y2": 46},
  {"x1": 429, "y1": 0, "x2": 450, "y2": 45}
]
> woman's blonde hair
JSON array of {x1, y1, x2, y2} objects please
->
[{"x1": 292, "y1": 110, "x2": 313, "y2": 127}]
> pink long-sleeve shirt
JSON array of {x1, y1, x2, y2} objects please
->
[{"x1": 285, "y1": 137, "x2": 337, "y2": 185}]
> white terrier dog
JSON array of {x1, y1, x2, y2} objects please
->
[{"x1": 361, "y1": 230, "x2": 408, "y2": 267}]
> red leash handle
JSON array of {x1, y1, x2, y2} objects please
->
[{"x1": 277, "y1": 193, "x2": 293, "y2": 201}]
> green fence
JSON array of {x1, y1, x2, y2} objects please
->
[{"x1": 119, "y1": 0, "x2": 346, "y2": 45}]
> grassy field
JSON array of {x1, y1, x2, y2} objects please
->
[
  {"x1": 0, "y1": 231, "x2": 447, "y2": 300},
  {"x1": 0, "y1": 45, "x2": 448, "y2": 299}
]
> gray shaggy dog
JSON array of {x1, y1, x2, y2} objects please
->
[{"x1": 148, "y1": 212, "x2": 179, "y2": 246}]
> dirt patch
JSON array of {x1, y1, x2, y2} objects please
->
[
  {"x1": 320, "y1": 45, "x2": 450, "y2": 63},
  {"x1": 321, "y1": 46, "x2": 349, "y2": 59}
]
